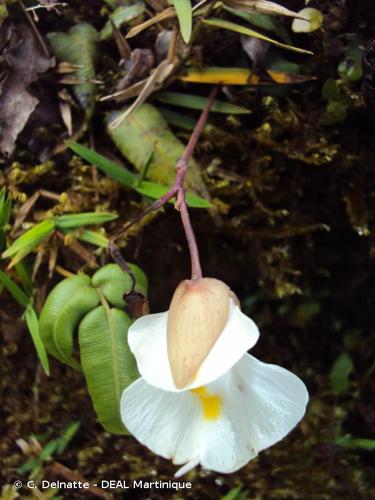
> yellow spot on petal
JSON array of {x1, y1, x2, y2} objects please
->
[{"x1": 190, "y1": 386, "x2": 222, "y2": 420}]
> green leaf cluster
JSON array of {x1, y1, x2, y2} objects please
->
[
  {"x1": 39, "y1": 263, "x2": 147, "y2": 434},
  {"x1": 2, "y1": 211, "x2": 117, "y2": 267}
]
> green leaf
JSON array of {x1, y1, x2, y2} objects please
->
[
  {"x1": 55, "y1": 421, "x2": 80, "y2": 454},
  {"x1": 39, "y1": 274, "x2": 94, "y2": 368},
  {"x1": 50, "y1": 286, "x2": 100, "y2": 369},
  {"x1": 1, "y1": 219, "x2": 55, "y2": 264},
  {"x1": 106, "y1": 103, "x2": 210, "y2": 203},
  {"x1": 322, "y1": 79, "x2": 341, "y2": 101},
  {"x1": 0, "y1": 187, "x2": 12, "y2": 226},
  {"x1": 24, "y1": 305, "x2": 50, "y2": 376},
  {"x1": 158, "y1": 107, "x2": 197, "y2": 130},
  {"x1": 330, "y1": 352, "x2": 354, "y2": 395},
  {"x1": 77, "y1": 229, "x2": 109, "y2": 248},
  {"x1": 173, "y1": 0, "x2": 192, "y2": 43},
  {"x1": 55, "y1": 212, "x2": 118, "y2": 230},
  {"x1": 79, "y1": 305, "x2": 137, "y2": 434},
  {"x1": 68, "y1": 141, "x2": 211, "y2": 208},
  {"x1": 136, "y1": 180, "x2": 212, "y2": 208},
  {"x1": 203, "y1": 18, "x2": 313, "y2": 54},
  {"x1": 336, "y1": 435, "x2": 375, "y2": 450},
  {"x1": 14, "y1": 261, "x2": 34, "y2": 296},
  {"x1": 0, "y1": 3, "x2": 8, "y2": 28},
  {"x1": 92, "y1": 263, "x2": 148, "y2": 308},
  {"x1": 100, "y1": 4, "x2": 145, "y2": 40},
  {"x1": 292, "y1": 8, "x2": 323, "y2": 33},
  {"x1": 222, "y1": 8, "x2": 291, "y2": 43},
  {"x1": 157, "y1": 92, "x2": 251, "y2": 114},
  {"x1": 221, "y1": 485, "x2": 249, "y2": 500},
  {"x1": 48, "y1": 24, "x2": 99, "y2": 117},
  {"x1": 321, "y1": 101, "x2": 347, "y2": 126},
  {"x1": 0, "y1": 269, "x2": 30, "y2": 307},
  {"x1": 68, "y1": 141, "x2": 136, "y2": 187}
]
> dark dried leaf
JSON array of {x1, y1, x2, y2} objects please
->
[{"x1": 0, "y1": 24, "x2": 53, "y2": 156}]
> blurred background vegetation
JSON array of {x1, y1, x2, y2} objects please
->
[{"x1": 1, "y1": 0, "x2": 375, "y2": 498}]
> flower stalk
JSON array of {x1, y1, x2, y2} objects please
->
[{"x1": 109, "y1": 86, "x2": 218, "y2": 283}]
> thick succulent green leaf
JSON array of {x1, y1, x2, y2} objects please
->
[
  {"x1": 39, "y1": 274, "x2": 92, "y2": 365},
  {"x1": 79, "y1": 306, "x2": 137, "y2": 434},
  {"x1": 173, "y1": 0, "x2": 192, "y2": 43},
  {"x1": 48, "y1": 24, "x2": 99, "y2": 116},
  {"x1": 106, "y1": 103, "x2": 210, "y2": 201},
  {"x1": 24, "y1": 305, "x2": 50, "y2": 376},
  {"x1": 51, "y1": 286, "x2": 100, "y2": 369},
  {"x1": 92, "y1": 263, "x2": 148, "y2": 308}
]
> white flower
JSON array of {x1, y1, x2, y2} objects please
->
[{"x1": 120, "y1": 278, "x2": 309, "y2": 476}]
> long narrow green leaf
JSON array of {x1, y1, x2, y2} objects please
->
[
  {"x1": 2, "y1": 220, "x2": 55, "y2": 259},
  {"x1": 68, "y1": 142, "x2": 212, "y2": 208},
  {"x1": 203, "y1": 18, "x2": 313, "y2": 54},
  {"x1": 76, "y1": 229, "x2": 109, "y2": 248},
  {"x1": 159, "y1": 107, "x2": 197, "y2": 130},
  {"x1": 56, "y1": 421, "x2": 80, "y2": 454},
  {"x1": 55, "y1": 212, "x2": 118, "y2": 230},
  {"x1": 174, "y1": 0, "x2": 193, "y2": 43},
  {"x1": 0, "y1": 269, "x2": 30, "y2": 307},
  {"x1": 0, "y1": 188, "x2": 12, "y2": 225},
  {"x1": 0, "y1": 189, "x2": 12, "y2": 252},
  {"x1": 24, "y1": 305, "x2": 50, "y2": 376},
  {"x1": 157, "y1": 91, "x2": 251, "y2": 114},
  {"x1": 68, "y1": 142, "x2": 136, "y2": 187},
  {"x1": 136, "y1": 180, "x2": 212, "y2": 208},
  {"x1": 79, "y1": 306, "x2": 138, "y2": 434},
  {"x1": 336, "y1": 436, "x2": 375, "y2": 450},
  {"x1": 15, "y1": 261, "x2": 34, "y2": 296}
]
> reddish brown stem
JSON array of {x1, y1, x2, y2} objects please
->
[{"x1": 110, "y1": 86, "x2": 218, "y2": 281}]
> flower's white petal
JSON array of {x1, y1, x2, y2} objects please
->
[
  {"x1": 121, "y1": 375, "x2": 255, "y2": 475},
  {"x1": 199, "y1": 413, "x2": 257, "y2": 473},
  {"x1": 127, "y1": 312, "x2": 176, "y2": 391},
  {"x1": 121, "y1": 378, "x2": 202, "y2": 464},
  {"x1": 128, "y1": 300, "x2": 260, "y2": 392},
  {"x1": 190, "y1": 300, "x2": 260, "y2": 389},
  {"x1": 225, "y1": 354, "x2": 309, "y2": 452},
  {"x1": 121, "y1": 353, "x2": 308, "y2": 475}
]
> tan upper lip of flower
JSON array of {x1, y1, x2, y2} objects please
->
[{"x1": 167, "y1": 277, "x2": 232, "y2": 389}]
